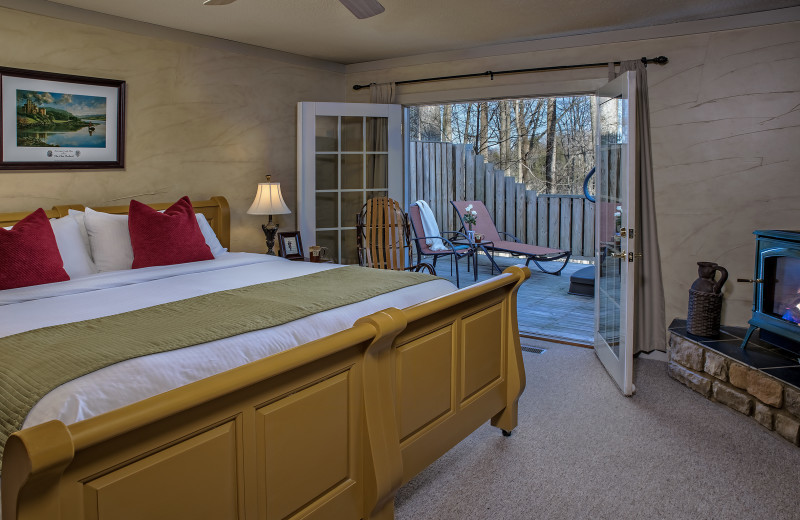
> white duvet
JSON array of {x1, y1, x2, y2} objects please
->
[{"x1": 0, "y1": 253, "x2": 455, "y2": 431}]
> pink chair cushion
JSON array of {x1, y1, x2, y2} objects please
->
[
  {"x1": 408, "y1": 205, "x2": 436, "y2": 254},
  {"x1": 450, "y1": 200, "x2": 568, "y2": 255},
  {"x1": 450, "y1": 200, "x2": 502, "y2": 243}
]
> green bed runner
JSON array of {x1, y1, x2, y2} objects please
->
[{"x1": 0, "y1": 266, "x2": 439, "y2": 467}]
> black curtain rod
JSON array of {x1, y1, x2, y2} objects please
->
[{"x1": 352, "y1": 55, "x2": 668, "y2": 91}]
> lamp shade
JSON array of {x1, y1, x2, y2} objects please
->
[{"x1": 247, "y1": 180, "x2": 291, "y2": 215}]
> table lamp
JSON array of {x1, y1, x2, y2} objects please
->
[{"x1": 247, "y1": 175, "x2": 291, "y2": 255}]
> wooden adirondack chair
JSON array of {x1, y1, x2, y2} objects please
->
[{"x1": 356, "y1": 197, "x2": 435, "y2": 275}]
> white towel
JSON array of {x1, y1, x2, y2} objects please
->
[{"x1": 414, "y1": 200, "x2": 447, "y2": 251}]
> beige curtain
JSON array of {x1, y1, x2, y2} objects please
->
[
  {"x1": 366, "y1": 82, "x2": 396, "y2": 191},
  {"x1": 369, "y1": 82, "x2": 395, "y2": 104},
  {"x1": 616, "y1": 60, "x2": 666, "y2": 353}
]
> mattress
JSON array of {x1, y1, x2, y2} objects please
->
[{"x1": 0, "y1": 253, "x2": 455, "y2": 431}]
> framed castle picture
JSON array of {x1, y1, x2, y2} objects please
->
[{"x1": 0, "y1": 66, "x2": 125, "y2": 170}]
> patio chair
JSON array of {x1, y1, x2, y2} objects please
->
[
  {"x1": 408, "y1": 202, "x2": 475, "y2": 288},
  {"x1": 356, "y1": 197, "x2": 435, "y2": 275},
  {"x1": 450, "y1": 200, "x2": 571, "y2": 275}
]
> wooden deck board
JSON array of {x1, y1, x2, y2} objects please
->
[{"x1": 430, "y1": 253, "x2": 594, "y2": 344}]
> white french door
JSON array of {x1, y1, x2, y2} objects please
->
[
  {"x1": 594, "y1": 71, "x2": 637, "y2": 396},
  {"x1": 297, "y1": 102, "x2": 403, "y2": 264}
]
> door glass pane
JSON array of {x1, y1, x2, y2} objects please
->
[
  {"x1": 366, "y1": 154, "x2": 388, "y2": 189},
  {"x1": 341, "y1": 192, "x2": 363, "y2": 230},
  {"x1": 341, "y1": 228, "x2": 359, "y2": 265},
  {"x1": 341, "y1": 154, "x2": 363, "y2": 189},
  {"x1": 316, "y1": 192, "x2": 338, "y2": 228},
  {"x1": 342, "y1": 116, "x2": 363, "y2": 152},
  {"x1": 366, "y1": 117, "x2": 388, "y2": 151},
  {"x1": 597, "y1": 93, "x2": 627, "y2": 360},
  {"x1": 299, "y1": 103, "x2": 400, "y2": 271},
  {"x1": 316, "y1": 116, "x2": 338, "y2": 152},
  {"x1": 316, "y1": 230, "x2": 339, "y2": 264},
  {"x1": 315, "y1": 154, "x2": 338, "y2": 190}
]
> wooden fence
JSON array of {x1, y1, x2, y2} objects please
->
[{"x1": 408, "y1": 141, "x2": 595, "y2": 260}]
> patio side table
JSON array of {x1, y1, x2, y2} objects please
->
[{"x1": 453, "y1": 239, "x2": 495, "y2": 279}]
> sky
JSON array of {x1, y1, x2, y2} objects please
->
[{"x1": 17, "y1": 90, "x2": 106, "y2": 116}]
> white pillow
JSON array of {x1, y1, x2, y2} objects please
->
[
  {"x1": 50, "y1": 215, "x2": 98, "y2": 278},
  {"x1": 67, "y1": 208, "x2": 92, "y2": 254},
  {"x1": 83, "y1": 207, "x2": 134, "y2": 272},
  {"x1": 195, "y1": 213, "x2": 227, "y2": 257},
  {"x1": 82, "y1": 207, "x2": 227, "y2": 272}
]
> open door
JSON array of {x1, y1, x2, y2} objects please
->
[
  {"x1": 297, "y1": 102, "x2": 403, "y2": 264},
  {"x1": 594, "y1": 71, "x2": 637, "y2": 396}
]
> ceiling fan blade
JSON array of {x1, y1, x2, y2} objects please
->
[
  {"x1": 203, "y1": 0, "x2": 237, "y2": 5},
  {"x1": 339, "y1": 0, "x2": 385, "y2": 19}
]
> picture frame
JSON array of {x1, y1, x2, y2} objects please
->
[
  {"x1": 0, "y1": 66, "x2": 126, "y2": 170},
  {"x1": 278, "y1": 231, "x2": 303, "y2": 260}
]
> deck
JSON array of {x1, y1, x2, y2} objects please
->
[{"x1": 430, "y1": 253, "x2": 594, "y2": 345}]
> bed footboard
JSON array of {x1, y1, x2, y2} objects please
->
[{"x1": 2, "y1": 266, "x2": 529, "y2": 520}]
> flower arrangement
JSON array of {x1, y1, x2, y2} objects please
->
[{"x1": 463, "y1": 204, "x2": 478, "y2": 228}]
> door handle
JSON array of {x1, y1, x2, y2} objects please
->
[{"x1": 610, "y1": 251, "x2": 626, "y2": 259}]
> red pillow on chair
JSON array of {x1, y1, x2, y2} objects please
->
[
  {"x1": 0, "y1": 208, "x2": 70, "y2": 290},
  {"x1": 128, "y1": 196, "x2": 214, "y2": 268}
]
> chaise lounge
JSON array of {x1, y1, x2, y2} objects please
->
[{"x1": 451, "y1": 200, "x2": 572, "y2": 275}]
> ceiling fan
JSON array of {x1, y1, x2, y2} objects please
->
[{"x1": 202, "y1": 0, "x2": 385, "y2": 19}]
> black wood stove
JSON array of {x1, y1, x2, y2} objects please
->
[{"x1": 740, "y1": 230, "x2": 800, "y2": 357}]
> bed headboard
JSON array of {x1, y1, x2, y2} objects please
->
[{"x1": 0, "y1": 196, "x2": 231, "y2": 250}]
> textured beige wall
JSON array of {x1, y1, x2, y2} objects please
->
[
  {"x1": 0, "y1": 7, "x2": 345, "y2": 253},
  {"x1": 346, "y1": 21, "x2": 800, "y2": 329}
]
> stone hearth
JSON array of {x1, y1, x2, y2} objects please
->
[{"x1": 667, "y1": 319, "x2": 800, "y2": 446}]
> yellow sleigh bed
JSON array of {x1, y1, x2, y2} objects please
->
[{"x1": 0, "y1": 196, "x2": 529, "y2": 520}]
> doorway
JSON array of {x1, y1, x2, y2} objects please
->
[{"x1": 404, "y1": 96, "x2": 596, "y2": 344}]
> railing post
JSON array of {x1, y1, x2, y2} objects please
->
[
  {"x1": 485, "y1": 163, "x2": 495, "y2": 221},
  {"x1": 465, "y1": 145, "x2": 475, "y2": 201},
  {"x1": 475, "y1": 155, "x2": 485, "y2": 202},
  {"x1": 408, "y1": 142, "x2": 417, "y2": 204},
  {"x1": 560, "y1": 197, "x2": 571, "y2": 251},
  {"x1": 548, "y1": 197, "x2": 560, "y2": 249},
  {"x1": 434, "y1": 143, "x2": 443, "y2": 226},
  {"x1": 495, "y1": 169, "x2": 505, "y2": 234},
  {"x1": 504, "y1": 175, "x2": 515, "y2": 238},
  {"x1": 515, "y1": 183, "x2": 525, "y2": 244},
  {"x1": 445, "y1": 143, "x2": 454, "y2": 229},
  {"x1": 526, "y1": 190, "x2": 537, "y2": 246},
  {"x1": 537, "y1": 195, "x2": 547, "y2": 247}
]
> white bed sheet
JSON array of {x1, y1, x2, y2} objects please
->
[{"x1": 0, "y1": 253, "x2": 455, "y2": 431}]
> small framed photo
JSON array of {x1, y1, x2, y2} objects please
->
[
  {"x1": 278, "y1": 231, "x2": 303, "y2": 260},
  {"x1": 1, "y1": 66, "x2": 126, "y2": 170}
]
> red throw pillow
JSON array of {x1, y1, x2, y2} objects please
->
[
  {"x1": 0, "y1": 208, "x2": 70, "y2": 290},
  {"x1": 128, "y1": 196, "x2": 214, "y2": 269}
]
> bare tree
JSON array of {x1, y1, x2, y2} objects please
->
[
  {"x1": 419, "y1": 105, "x2": 441, "y2": 141},
  {"x1": 442, "y1": 104, "x2": 453, "y2": 142},
  {"x1": 499, "y1": 101, "x2": 512, "y2": 173},
  {"x1": 544, "y1": 98, "x2": 557, "y2": 194},
  {"x1": 513, "y1": 100, "x2": 525, "y2": 182},
  {"x1": 409, "y1": 95, "x2": 595, "y2": 195},
  {"x1": 478, "y1": 102, "x2": 488, "y2": 155}
]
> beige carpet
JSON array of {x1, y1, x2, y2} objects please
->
[{"x1": 395, "y1": 341, "x2": 800, "y2": 520}]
